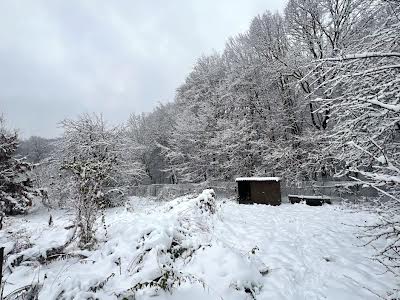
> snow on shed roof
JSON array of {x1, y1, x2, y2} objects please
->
[{"x1": 235, "y1": 177, "x2": 281, "y2": 182}]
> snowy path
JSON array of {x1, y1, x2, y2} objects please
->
[{"x1": 213, "y1": 203, "x2": 394, "y2": 299}]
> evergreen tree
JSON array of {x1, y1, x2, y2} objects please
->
[{"x1": 0, "y1": 118, "x2": 36, "y2": 216}]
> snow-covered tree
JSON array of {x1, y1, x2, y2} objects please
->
[
  {"x1": 31, "y1": 151, "x2": 72, "y2": 209},
  {"x1": 60, "y1": 114, "x2": 145, "y2": 248},
  {"x1": 126, "y1": 103, "x2": 175, "y2": 183},
  {"x1": 293, "y1": 0, "x2": 400, "y2": 274},
  {"x1": 0, "y1": 117, "x2": 37, "y2": 216},
  {"x1": 164, "y1": 54, "x2": 226, "y2": 182},
  {"x1": 304, "y1": 0, "x2": 400, "y2": 197},
  {"x1": 17, "y1": 136, "x2": 55, "y2": 163}
]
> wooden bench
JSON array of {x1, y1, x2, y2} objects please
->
[{"x1": 288, "y1": 195, "x2": 331, "y2": 206}]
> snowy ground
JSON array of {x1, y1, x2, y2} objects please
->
[{"x1": 1, "y1": 191, "x2": 397, "y2": 299}]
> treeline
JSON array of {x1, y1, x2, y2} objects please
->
[{"x1": 135, "y1": 0, "x2": 400, "y2": 193}]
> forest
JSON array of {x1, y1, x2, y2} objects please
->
[{"x1": 1, "y1": 0, "x2": 399, "y2": 298}]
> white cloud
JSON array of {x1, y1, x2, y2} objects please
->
[{"x1": 0, "y1": 0, "x2": 286, "y2": 138}]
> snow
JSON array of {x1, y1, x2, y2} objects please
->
[
  {"x1": 235, "y1": 177, "x2": 281, "y2": 182},
  {"x1": 322, "y1": 52, "x2": 400, "y2": 61},
  {"x1": 364, "y1": 98, "x2": 400, "y2": 113},
  {"x1": 376, "y1": 155, "x2": 387, "y2": 164},
  {"x1": 1, "y1": 190, "x2": 397, "y2": 299}
]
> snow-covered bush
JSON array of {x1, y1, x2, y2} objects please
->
[
  {"x1": 118, "y1": 189, "x2": 265, "y2": 298},
  {"x1": 60, "y1": 114, "x2": 145, "y2": 248}
]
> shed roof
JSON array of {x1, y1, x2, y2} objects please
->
[{"x1": 235, "y1": 177, "x2": 281, "y2": 182}]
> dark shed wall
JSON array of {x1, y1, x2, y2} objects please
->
[
  {"x1": 251, "y1": 181, "x2": 281, "y2": 205},
  {"x1": 250, "y1": 182, "x2": 268, "y2": 204},
  {"x1": 237, "y1": 181, "x2": 251, "y2": 203},
  {"x1": 238, "y1": 180, "x2": 281, "y2": 205}
]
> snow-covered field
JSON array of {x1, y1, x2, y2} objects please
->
[{"x1": 1, "y1": 191, "x2": 397, "y2": 299}]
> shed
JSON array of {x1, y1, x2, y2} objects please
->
[{"x1": 236, "y1": 177, "x2": 281, "y2": 205}]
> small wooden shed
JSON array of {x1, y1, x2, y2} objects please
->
[{"x1": 236, "y1": 177, "x2": 281, "y2": 205}]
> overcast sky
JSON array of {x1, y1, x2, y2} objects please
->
[{"x1": 0, "y1": 0, "x2": 286, "y2": 138}]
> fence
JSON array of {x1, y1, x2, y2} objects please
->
[{"x1": 130, "y1": 180, "x2": 378, "y2": 203}]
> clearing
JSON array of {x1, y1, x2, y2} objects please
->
[{"x1": 1, "y1": 191, "x2": 396, "y2": 299}]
